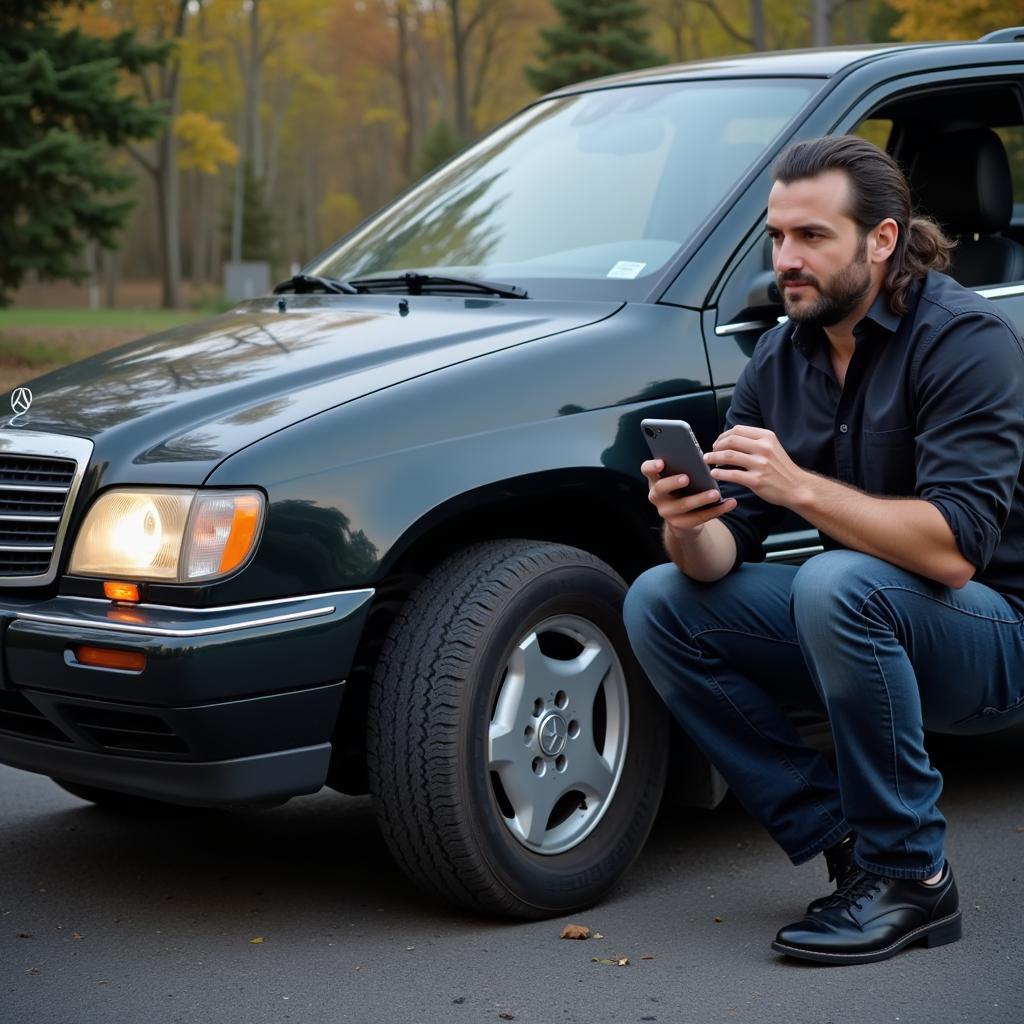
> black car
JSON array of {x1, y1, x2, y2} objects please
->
[{"x1": 2, "y1": 30, "x2": 1024, "y2": 919}]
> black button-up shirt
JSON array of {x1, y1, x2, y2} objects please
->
[{"x1": 720, "y1": 270, "x2": 1024, "y2": 604}]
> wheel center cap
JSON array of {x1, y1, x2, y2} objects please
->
[{"x1": 538, "y1": 712, "x2": 568, "y2": 756}]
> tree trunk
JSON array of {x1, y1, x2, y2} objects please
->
[
  {"x1": 395, "y1": 0, "x2": 416, "y2": 179},
  {"x1": 248, "y1": 0, "x2": 264, "y2": 180},
  {"x1": 811, "y1": 0, "x2": 830, "y2": 47},
  {"x1": 191, "y1": 172, "x2": 208, "y2": 285},
  {"x1": 751, "y1": 0, "x2": 766, "y2": 51},
  {"x1": 156, "y1": 114, "x2": 182, "y2": 308},
  {"x1": 230, "y1": 100, "x2": 246, "y2": 265},
  {"x1": 448, "y1": 0, "x2": 470, "y2": 139},
  {"x1": 101, "y1": 248, "x2": 120, "y2": 309}
]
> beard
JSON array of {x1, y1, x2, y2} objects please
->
[{"x1": 778, "y1": 239, "x2": 872, "y2": 328}]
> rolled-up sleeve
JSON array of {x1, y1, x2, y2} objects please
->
[
  {"x1": 718, "y1": 352, "x2": 786, "y2": 567},
  {"x1": 913, "y1": 312, "x2": 1024, "y2": 572}
]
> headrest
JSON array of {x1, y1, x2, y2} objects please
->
[{"x1": 912, "y1": 127, "x2": 1013, "y2": 235}]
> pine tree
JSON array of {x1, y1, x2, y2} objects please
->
[
  {"x1": 0, "y1": 1, "x2": 168, "y2": 305},
  {"x1": 526, "y1": 0, "x2": 665, "y2": 95},
  {"x1": 414, "y1": 117, "x2": 466, "y2": 179}
]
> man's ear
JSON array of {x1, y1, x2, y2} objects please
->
[{"x1": 870, "y1": 218, "x2": 899, "y2": 263}]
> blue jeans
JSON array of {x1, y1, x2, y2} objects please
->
[{"x1": 623, "y1": 550, "x2": 1024, "y2": 880}]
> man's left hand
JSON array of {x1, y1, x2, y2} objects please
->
[{"x1": 704, "y1": 425, "x2": 812, "y2": 508}]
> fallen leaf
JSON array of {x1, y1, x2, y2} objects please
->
[
  {"x1": 452, "y1": 996, "x2": 466, "y2": 1005},
  {"x1": 593, "y1": 932, "x2": 604, "y2": 939},
  {"x1": 26, "y1": 967, "x2": 40, "y2": 976},
  {"x1": 560, "y1": 924, "x2": 590, "y2": 940},
  {"x1": 1015, "y1": 825, "x2": 1024, "y2": 833},
  {"x1": 72, "y1": 933, "x2": 84, "y2": 940},
  {"x1": 249, "y1": 937, "x2": 264, "y2": 944},
  {"x1": 498, "y1": 1015, "x2": 515, "y2": 1021},
  {"x1": 616, "y1": 956, "x2": 630, "y2": 966},
  {"x1": 714, "y1": 917, "x2": 723, "y2": 923},
  {"x1": 17, "y1": 932, "x2": 32, "y2": 939},
  {"x1": 640, "y1": 955, "x2": 655, "y2": 960},
  {"x1": 591, "y1": 956, "x2": 630, "y2": 966}
]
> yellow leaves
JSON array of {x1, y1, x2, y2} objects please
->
[
  {"x1": 319, "y1": 191, "x2": 363, "y2": 241},
  {"x1": 174, "y1": 111, "x2": 238, "y2": 174},
  {"x1": 888, "y1": 0, "x2": 1022, "y2": 42}
]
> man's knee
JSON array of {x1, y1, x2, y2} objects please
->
[
  {"x1": 790, "y1": 550, "x2": 891, "y2": 636},
  {"x1": 622, "y1": 563, "x2": 690, "y2": 652}
]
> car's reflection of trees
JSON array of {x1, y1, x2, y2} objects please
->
[
  {"x1": 25, "y1": 314, "x2": 374, "y2": 437},
  {"x1": 333, "y1": 105, "x2": 565, "y2": 276},
  {"x1": 261, "y1": 498, "x2": 378, "y2": 588}
]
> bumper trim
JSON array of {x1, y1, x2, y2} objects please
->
[
  {"x1": 7, "y1": 587, "x2": 374, "y2": 640},
  {"x1": 0, "y1": 730, "x2": 332, "y2": 806},
  {"x1": 16, "y1": 605, "x2": 337, "y2": 638}
]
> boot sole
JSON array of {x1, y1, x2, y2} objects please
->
[{"x1": 771, "y1": 911, "x2": 962, "y2": 965}]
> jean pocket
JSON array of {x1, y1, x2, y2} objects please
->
[{"x1": 953, "y1": 693, "x2": 1024, "y2": 735}]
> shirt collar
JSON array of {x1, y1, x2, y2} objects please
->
[{"x1": 790, "y1": 286, "x2": 903, "y2": 359}]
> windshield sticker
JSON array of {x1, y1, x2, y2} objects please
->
[{"x1": 606, "y1": 261, "x2": 646, "y2": 279}]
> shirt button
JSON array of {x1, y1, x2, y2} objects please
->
[{"x1": 839, "y1": 423, "x2": 849, "y2": 433}]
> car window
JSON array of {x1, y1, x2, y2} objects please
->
[
  {"x1": 310, "y1": 79, "x2": 818, "y2": 300},
  {"x1": 994, "y1": 126, "x2": 1024, "y2": 216}
]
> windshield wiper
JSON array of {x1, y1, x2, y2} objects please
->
[
  {"x1": 273, "y1": 273, "x2": 358, "y2": 295},
  {"x1": 349, "y1": 271, "x2": 528, "y2": 299}
]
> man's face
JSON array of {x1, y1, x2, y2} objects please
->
[{"x1": 766, "y1": 169, "x2": 873, "y2": 329}]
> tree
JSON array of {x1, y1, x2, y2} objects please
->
[
  {"x1": 525, "y1": 0, "x2": 664, "y2": 94},
  {"x1": 415, "y1": 116, "x2": 466, "y2": 177},
  {"x1": 888, "y1": 0, "x2": 1022, "y2": 42},
  {"x1": 0, "y1": 0, "x2": 167, "y2": 305}
]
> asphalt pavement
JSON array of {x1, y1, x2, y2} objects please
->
[{"x1": 1, "y1": 730, "x2": 1022, "y2": 1024}]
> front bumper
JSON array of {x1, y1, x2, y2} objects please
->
[{"x1": 0, "y1": 588, "x2": 373, "y2": 806}]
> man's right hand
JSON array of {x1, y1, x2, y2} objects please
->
[{"x1": 641, "y1": 459, "x2": 737, "y2": 537}]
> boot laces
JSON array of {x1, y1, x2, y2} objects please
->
[{"x1": 821, "y1": 867, "x2": 887, "y2": 911}]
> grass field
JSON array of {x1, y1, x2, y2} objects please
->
[{"x1": 0, "y1": 307, "x2": 214, "y2": 393}]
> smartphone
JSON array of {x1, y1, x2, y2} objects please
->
[{"x1": 640, "y1": 418, "x2": 721, "y2": 502}]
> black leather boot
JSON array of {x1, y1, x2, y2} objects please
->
[
  {"x1": 806, "y1": 832, "x2": 857, "y2": 914},
  {"x1": 773, "y1": 862, "x2": 961, "y2": 965}
]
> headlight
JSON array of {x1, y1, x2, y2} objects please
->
[{"x1": 69, "y1": 489, "x2": 264, "y2": 583}]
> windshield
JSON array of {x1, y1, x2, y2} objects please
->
[{"x1": 311, "y1": 79, "x2": 818, "y2": 299}]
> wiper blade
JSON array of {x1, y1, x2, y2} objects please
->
[
  {"x1": 273, "y1": 273, "x2": 358, "y2": 295},
  {"x1": 349, "y1": 271, "x2": 528, "y2": 299}
]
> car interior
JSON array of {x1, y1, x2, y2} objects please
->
[{"x1": 860, "y1": 80, "x2": 1024, "y2": 289}]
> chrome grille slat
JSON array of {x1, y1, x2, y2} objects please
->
[
  {"x1": 0, "y1": 434, "x2": 93, "y2": 585},
  {"x1": 0, "y1": 483, "x2": 70, "y2": 494}
]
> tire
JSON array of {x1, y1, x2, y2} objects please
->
[{"x1": 366, "y1": 540, "x2": 669, "y2": 919}]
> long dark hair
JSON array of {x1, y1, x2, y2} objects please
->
[{"x1": 772, "y1": 135, "x2": 954, "y2": 314}]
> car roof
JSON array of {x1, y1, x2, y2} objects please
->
[{"x1": 542, "y1": 38, "x2": 1024, "y2": 95}]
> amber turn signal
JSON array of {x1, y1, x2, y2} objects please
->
[
  {"x1": 104, "y1": 581, "x2": 140, "y2": 602},
  {"x1": 75, "y1": 646, "x2": 146, "y2": 672}
]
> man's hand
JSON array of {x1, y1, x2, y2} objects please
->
[
  {"x1": 704, "y1": 425, "x2": 811, "y2": 508},
  {"x1": 641, "y1": 458, "x2": 737, "y2": 536}
]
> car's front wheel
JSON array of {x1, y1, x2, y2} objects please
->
[{"x1": 366, "y1": 540, "x2": 668, "y2": 918}]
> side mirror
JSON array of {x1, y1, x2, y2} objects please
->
[{"x1": 746, "y1": 270, "x2": 782, "y2": 311}]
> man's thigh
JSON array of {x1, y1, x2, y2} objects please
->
[
  {"x1": 645, "y1": 561, "x2": 824, "y2": 713},
  {"x1": 855, "y1": 573, "x2": 1024, "y2": 735}
]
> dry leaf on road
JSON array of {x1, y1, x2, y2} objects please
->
[
  {"x1": 249, "y1": 937, "x2": 264, "y2": 944},
  {"x1": 560, "y1": 924, "x2": 591, "y2": 940}
]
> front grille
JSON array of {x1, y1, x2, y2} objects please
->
[
  {"x1": 61, "y1": 705, "x2": 190, "y2": 755},
  {"x1": 0, "y1": 453, "x2": 77, "y2": 578},
  {"x1": 0, "y1": 690, "x2": 72, "y2": 744}
]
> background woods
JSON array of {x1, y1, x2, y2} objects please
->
[{"x1": 3, "y1": 0, "x2": 1009, "y2": 308}]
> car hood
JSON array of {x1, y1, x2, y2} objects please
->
[{"x1": 3, "y1": 295, "x2": 621, "y2": 484}]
